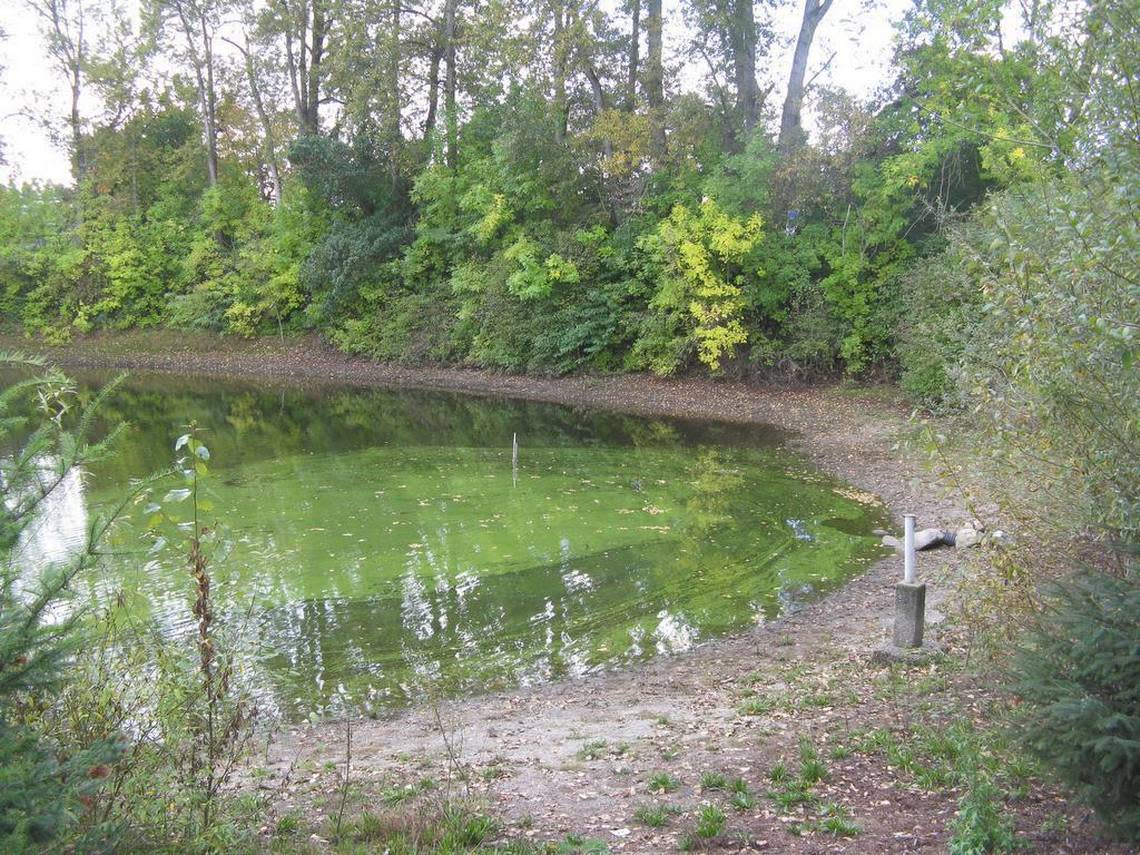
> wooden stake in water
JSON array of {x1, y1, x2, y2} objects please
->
[{"x1": 512, "y1": 432, "x2": 519, "y2": 486}]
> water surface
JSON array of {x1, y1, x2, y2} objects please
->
[{"x1": 21, "y1": 373, "x2": 888, "y2": 719}]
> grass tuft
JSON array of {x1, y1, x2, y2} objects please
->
[
  {"x1": 695, "y1": 803, "x2": 727, "y2": 838},
  {"x1": 647, "y1": 771, "x2": 680, "y2": 793},
  {"x1": 699, "y1": 771, "x2": 728, "y2": 790}
]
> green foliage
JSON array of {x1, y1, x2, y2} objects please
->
[
  {"x1": 631, "y1": 199, "x2": 761, "y2": 374},
  {"x1": 21, "y1": 418, "x2": 269, "y2": 852},
  {"x1": 960, "y1": 176, "x2": 1138, "y2": 546},
  {"x1": 0, "y1": 2, "x2": 1135, "y2": 849},
  {"x1": 815, "y1": 803, "x2": 861, "y2": 838},
  {"x1": 948, "y1": 777, "x2": 1020, "y2": 855},
  {"x1": 137, "y1": 428, "x2": 259, "y2": 842},
  {"x1": 0, "y1": 0, "x2": 1131, "y2": 398},
  {"x1": 633, "y1": 802, "x2": 678, "y2": 827},
  {"x1": 698, "y1": 771, "x2": 727, "y2": 790},
  {"x1": 0, "y1": 357, "x2": 133, "y2": 850},
  {"x1": 1012, "y1": 571, "x2": 1140, "y2": 842}
]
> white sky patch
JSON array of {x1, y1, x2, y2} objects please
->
[
  {"x1": 1, "y1": 2, "x2": 77, "y2": 185},
  {"x1": 0, "y1": 0, "x2": 911, "y2": 186}
]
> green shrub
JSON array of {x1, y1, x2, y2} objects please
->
[
  {"x1": 955, "y1": 173, "x2": 1138, "y2": 548},
  {"x1": 948, "y1": 777, "x2": 1019, "y2": 855},
  {"x1": 1012, "y1": 570, "x2": 1140, "y2": 842},
  {"x1": 0, "y1": 358, "x2": 131, "y2": 850}
]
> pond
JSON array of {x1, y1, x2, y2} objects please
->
[{"x1": 20, "y1": 372, "x2": 889, "y2": 720}]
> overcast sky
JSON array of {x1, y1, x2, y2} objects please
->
[{"x1": 0, "y1": 0, "x2": 911, "y2": 186}]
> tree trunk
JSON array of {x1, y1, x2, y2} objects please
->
[
  {"x1": 281, "y1": 0, "x2": 326, "y2": 135},
  {"x1": 306, "y1": 0, "x2": 327, "y2": 133},
  {"x1": 70, "y1": 58, "x2": 84, "y2": 181},
  {"x1": 232, "y1": 36, "x2": 282, "y2": 203},
  {"x1": 174, "y1": 0, "x2": 219, "y2": 187},
  {"x1": 552, "y1": 0, "x2": 568, "y2": 142},
  {"x1": 778, "y1": 0, "x2": 833, "y2": 152},
  {"x1": 384, "y1": 0, "x2": 402, "y2": 147},
  {"x1": 645, "y1": 0, "x2": 664, "y2": 156},
  {"x1": 26, "y1": 0, "x2": 87, "y2": 183},
  {"x1": 731, "y1": 0, "x2": 759, "y2": 134},
  {"x1": 626, "y1": 0, "x2": 639, "y2": 111},
  {"x1": 283, "y1": 24, "x2": 304, "y2": 128},
  {"x1": 424, "y1": 38, "x2": 442, "y2": 138},
  {"x1": 201, "y1": 14, "x2": 219, "y2": 187},
  {"x1": 443, "y1": 0, "x2": 459, "y2": 168},
  {"x1": 584, "y1": 62, "x2": 613, "y2": 158}
]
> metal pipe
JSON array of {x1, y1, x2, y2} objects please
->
[
  {"x1": 903, "y1": 513, "x2": 916, "y2": 584},
  {"x1": 512, "y1": 432, "x2": 519, "y2": 487}
]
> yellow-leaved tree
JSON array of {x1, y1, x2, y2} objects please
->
[{"x1": 632, "y1": 199, "x2": 762, "y2": 374}]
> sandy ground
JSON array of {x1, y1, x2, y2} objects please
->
[{"x1": 18, "y1": 331, "x2": 1126, "y2": 853}]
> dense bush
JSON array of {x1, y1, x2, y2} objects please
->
[
  {"x1": 1012, "y1": 570, "x2": 1140, "y2": 841},
  {"x1": 0, "y1": 0, "x2": 1079, "y2": 379},
  {"x1": 895, "y1": 232, "x2": 971, "y2": 409},
  {"x1": 935, "y1": 171, "x2": 1140, "y2": 548}
]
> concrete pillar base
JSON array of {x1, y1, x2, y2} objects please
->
[
  {"x1": 893, "y1": 581, "x2": 926, "y2": 648},
  {"x1": 871, "y1": 640, "x2": 941, "y2": 666}
]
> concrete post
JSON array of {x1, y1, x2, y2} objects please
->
[
  {"x1": 894, "y1": 513, "x2": 926, "y2": 648},
  {"x1": 894, "y1": 581, "x2": 926, "y2": 647}
]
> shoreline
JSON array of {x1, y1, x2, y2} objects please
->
[
  {"x1": 6, "y1": 330, "x2": 940, "y2": 526},
  {"x1": 11, "y1": 331, "x2": 1109, "y2": 853}
]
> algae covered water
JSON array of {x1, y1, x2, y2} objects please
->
[{"x1": 26, "y1": 373, "x2": 888, "y2": 719}]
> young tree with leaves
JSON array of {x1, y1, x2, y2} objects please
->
[{"x1": 0, "y1": 357, "x2": 141, "y2": 849}]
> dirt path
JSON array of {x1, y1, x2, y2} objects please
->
[{"x1": 17, "y1": 332, "x2": 1118, "y2": 853}]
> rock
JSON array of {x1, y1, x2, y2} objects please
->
[
  {"x1": 872, "y1": 528, "x2": 889, "y2": 537},
  {"x1": 914, "y1": 528, "x2": 946, "y2": 551},
  {"x1": 883, "y1": 529, "x2": 948, "y2": 551},
  {"x1": 955, "y1": 526, "x2": 982, "y2": 549}
]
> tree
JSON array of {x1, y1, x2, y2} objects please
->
[
  {"x1": 644, "y1": 0, "x2": 664, "y2": 156},
  {"x1": 632, "y1": 199, "x2": 762, "y2": 374},
  {"x1": 0, "y1": 26, "x2": 6, "y2": 167},
  {"x1": 442, "y1": 0, "x2": 459, "y2": 167},
  {"x1": 85, "y1": 1, "x2": 145, "y2": 135},
  {"x1": 730, "y1": 0, "x2": 761, "y2": 133},
  {"x1": 625, "y1": 0, "x2": 639, "y2": 110},
  {"x1": 1013, "y1": 571, "x2": 1140, "y2": 843},
  {"x1": 25, "y1": 0, "x2": 89, "y2": 182},
  {"x1": 778, "y1": 0, "x2": 833, "y2": 151},
  {"x1": 224, "y1": 30, "x2": 284, "y2": 202},
  {"x1": 264, "y1": 0, "x2": 334, "y2": 136},
  {"x1": 682, "y1": 0, "x2": 773, "y2": 146},
  {"x1": 150, "y1": 0, "x2": 227, "y2": 186},
  {"x1": 0, "y1": 359, "x2": 134, "y2": 849}
]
